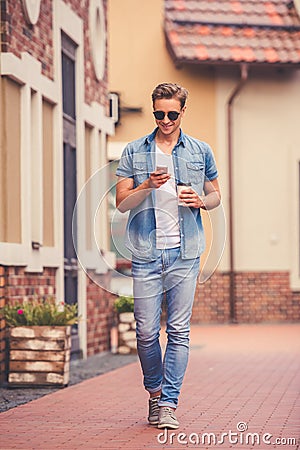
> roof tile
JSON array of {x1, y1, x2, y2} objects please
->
[
  {"x1": 199, "y1": 25, "x2": 211, "y2": 35},
  {"x1": 195, "y1": 45, "x2": 209, "y2": 60},
  {"x1": 232, "y1": 1, "x2": 243, "y2": 14},
  {"x1": 164, "y1": 0, "x2": 300, "y2": 65},
  {"x1": 264, "y1": 47, "x2": 280, "y2": 62},
  {"x1": 243, "y1": 28, "x2": 256, "y2": 38},
  {"x1": 221, "y1": 26, "x2": 235, "y2": 36}
]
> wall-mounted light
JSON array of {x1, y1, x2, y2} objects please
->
[
  {"x1": 32, "y1": 241, "x2": 42, "y2": 250},
  {"x1": 109, "y1": 92, "x2": 120, "y2": 125},
  {"x1": 109, "y1": 92, "x2": 142, "y2": 126}
]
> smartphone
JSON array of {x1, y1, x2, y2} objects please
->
[{"x1": 156, "y1": 166, "x2": 168, "y2": 174}]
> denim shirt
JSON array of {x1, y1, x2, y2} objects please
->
[{"x1": 116, "y1": 128, "x2": 218, "y2": 261}]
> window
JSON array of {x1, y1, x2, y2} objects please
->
[
  {"x1": 42, "y1": 100, "x2": 55, "y2": 247},
  {"x1": 85, "y1": 124, "x2": 92, "y2": 251},
  {"x1": 0, "y1": 78, "x2": 21, "y2": 243}
]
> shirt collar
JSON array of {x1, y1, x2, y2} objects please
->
[{"x1": 145, "y1": 128, "x2": 186, "y2": 147}]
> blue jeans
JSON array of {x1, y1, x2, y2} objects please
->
[{"x1": 132, "y1": 247, "x2": 200, "y2": 409}]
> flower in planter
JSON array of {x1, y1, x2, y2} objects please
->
[{"x1": 1, "y1": 298, "x2": 79, "y2": 327}]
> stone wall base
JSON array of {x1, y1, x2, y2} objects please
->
[{"x1": 117, "y1": 312, "x2": 137, "y2": 354}]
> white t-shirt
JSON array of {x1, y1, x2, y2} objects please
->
[{"x1": 155, "y1": 146, "x2": 180, "y2": 249}]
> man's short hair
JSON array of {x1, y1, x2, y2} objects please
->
[{"x1": 152, "y1": 83, "x2": 188, "y2": 109}]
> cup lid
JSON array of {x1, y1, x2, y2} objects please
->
[{"x1": 177, "y1": 182, "x2": 191, "y2": 186}]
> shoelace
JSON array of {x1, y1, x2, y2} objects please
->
[
  {"x1": 149, "y1": 397, "x2": 160, "y2": 415},
  {"x1": 162, "y1": 407, "x2": 175, "y2": 418}
]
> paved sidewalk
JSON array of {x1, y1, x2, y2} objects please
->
[
  {"x1": 0, "y1": 352, "x2": 138, "y2": 412},
  {"x1": 1, "y1": 324, "x2": 299, "y2": 449}
]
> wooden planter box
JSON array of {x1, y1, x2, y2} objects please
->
[{"x1": 7, "y1": 326, "x2": 71, "y2": 387}]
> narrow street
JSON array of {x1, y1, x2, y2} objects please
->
[{"x1": 1, "y1": 324, "x2": 299, "y2": 449}]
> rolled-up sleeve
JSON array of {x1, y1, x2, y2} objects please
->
[
  {"x1": 116, "y1": 145, "x2": 134, "y2": 178},
  {"x1": 204, "y1": 143, "x2": 218, "y2": 181}
]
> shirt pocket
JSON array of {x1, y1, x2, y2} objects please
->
[
  {"x1": 186, "y1": 161, "x2": 205, "y2": 186},
  {"x1": 133, "y1": 161, "x2": 148, "y2": 184}
]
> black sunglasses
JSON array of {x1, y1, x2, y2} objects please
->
[{"x1": 153, "y1": 110, "x2": 181, "y2": 121}]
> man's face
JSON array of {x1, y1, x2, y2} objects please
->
[{"x1": 153, "y1": 98, "x2": 185, "y2": 137}]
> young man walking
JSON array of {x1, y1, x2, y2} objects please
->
[{"x1": 116, "y1": 83, "x2": 220, "y2": 429}]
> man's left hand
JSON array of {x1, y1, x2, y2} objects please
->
[{"x1": 178, "y1": 188, "x2": 206, "y2": 209}]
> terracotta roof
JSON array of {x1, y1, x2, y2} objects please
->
[{"x1": 164, "y1": 0, "x2": 300, "y2": 66}]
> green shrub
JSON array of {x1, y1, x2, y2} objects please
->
[
  {"x1": 114, "y1": 295, "x2": 134, "y2": 314},
  {"x1": 1, "y1": 298, "x2": 79, "y2": 327}
]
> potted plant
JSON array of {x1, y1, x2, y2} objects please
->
[
  {"x1": 114, "y1": 295, "x2": 134, "y2": 315},
  {"x1": 1, "y1": 298, "x2": 78, "y2": 387},
  {"x1": 113, "y1": 296, "x2": 136, "y2": 354}
]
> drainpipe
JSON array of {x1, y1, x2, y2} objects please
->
[{"x1": 227, "y1": 63, "x2": 248, "y2": 323}]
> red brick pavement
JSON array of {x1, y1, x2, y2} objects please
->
[{"x1": 1, "y1": 324, "x2": 299, "y2": 449}]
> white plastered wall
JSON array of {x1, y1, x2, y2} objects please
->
[{"x1": 216, "y1": 68, "x2": 300, "y2": 290}]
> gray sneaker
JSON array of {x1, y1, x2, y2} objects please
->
[
  {"x1": 148, "y1": 396, "x2": 160, "y2": 425},
  {"x1": 158, "y1": 406, "x2": 179, "y2": 429}
]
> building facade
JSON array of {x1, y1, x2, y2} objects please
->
[
  {"x1": 108, "y1": 0, "x2": 300, "y2": 323},
  {"x1": 0, "y1": 0, "x2": 117, "y2": 383}
]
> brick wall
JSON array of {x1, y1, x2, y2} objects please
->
[
  {"x1": 86, "y1": 271, "x2": 117, "y2": 356},
  {"x1": 5, "y1": 266, "x2": 56, "y2": 303},
  {"x1": 234, "y1": 272, "x2": 300, "y2": 323},
  {"x1": 0, "y1": 0, "x2": 109, "y2": 107},
  {"x1": 0, "y1": 0, "x2": 54, "y2": 79},
  {"x1": 193, "y1": 272, "x2": 230, "y2": 323},
  {"x1": 0, "y1": 266, "x2": 6, "y2": 384},
  {"x1": 193, "y1": 271, "x2": 300, "y2": 324}
]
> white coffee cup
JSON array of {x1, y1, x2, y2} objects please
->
[{"x1": 177, "y1": 182, "x2": 192, "y2": 206}]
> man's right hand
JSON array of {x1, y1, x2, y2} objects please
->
[{"x1": 148, "y1": 171, "x2": 171, "y2": 189}]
